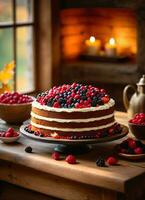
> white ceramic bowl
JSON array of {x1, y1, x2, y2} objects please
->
[{"x1": 0, "y1": 133, "x2": 21, "y2": 143}]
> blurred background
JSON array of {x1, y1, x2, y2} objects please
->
[{"x1": 0, "y1": 0, "x2": 145, "y2": 111}]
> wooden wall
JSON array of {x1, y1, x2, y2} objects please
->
[{"x1": 60, "y1": 8, "x2": 137, "y2": 60}]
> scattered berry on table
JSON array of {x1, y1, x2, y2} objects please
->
[
  {"x1": 52, "y1": 152, "x2": 60, "y2": 160},
  {"x1": 65, "y1": 155, "x2": 76, "y2": 164},
  {"x1": 25, "y1": 146, "x2": 33, "y2": 153},
  {"x1": 96, "y1": 157, "x2": 105, "y2": 167},
  {"x1": 106, "y1": 156, "x2": 118, "y2": 165}
]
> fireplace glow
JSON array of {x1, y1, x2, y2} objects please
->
[{"x1": 61, "y1": 8, "x2": 137, "y2": 60}]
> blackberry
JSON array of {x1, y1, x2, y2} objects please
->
[
  {"x1": 96, "y1": 157, "x2": 105, "y2": 167},
  {"x1": 25, "y1": 146, "x2": 32, "y2": 153},
  {"x1": 101, "y1": 131, "x2": 108, "y2": 138},
  {"x1": 91, "y1": 100, "x2": 97, "y2": 107},
  {"x1": 126, "y1": 148, "x2": 134, "y2": 154},
  {"x1": 59, "y1": 98, "x2": 66, "y2": 104},
  {"x1": 82, "y1": 95, "x2": 87, "y2": 100},
  {"x1": 142, "y1": 145, "x2": 145, "y2": 153},
  {"x1": 120, "y1": 141, "x2": 128, "y2": 149},
  {"x1": 135, "y1": 140, "x2": 143, "y2": 147}
]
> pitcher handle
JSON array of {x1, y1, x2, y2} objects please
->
[{"x1": 123, "y1": 85, "x2": 136, "y2": 111}]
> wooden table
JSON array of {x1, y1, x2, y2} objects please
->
[{"x1": 0, "y1": 112, "x2": 145, "y2": 200}]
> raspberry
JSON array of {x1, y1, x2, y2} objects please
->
[
  {"x1": 128, "y1": 140, "x2": 137, "y2": 149},
  {"x1": 134, "y1": 147, "x2": 143, "y2": 154},
  {"x1": 65, "y1": 155, "x2": 76, "y2": 164},
  {"x1": 106, "y1": 156, "x2": 118, "y2": 165},
  {"x1": 52, "y1": 152, "x2": 60, "y2": 160},
  {"x1": 5, "y1": 131, "x2": 13, "y2": 137},
  {"x1": 7, "y1": 127, "x2": 14, "y2": 134},
  {"x1": 13, "y1": 132, "x2": 19, "y2": 137}
]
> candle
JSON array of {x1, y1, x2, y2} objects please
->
[
  {"x1": 85, "y1": 36, "x2": 101, "y2": 55},
  {"x1": 105, "y1": 38, "x2": 117, "y2": 57}
]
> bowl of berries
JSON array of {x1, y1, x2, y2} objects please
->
[
  {"x1": 0, "y1": 92, "x2": 35, "y2": 124},
  {"x1": 118, "y1": 138, "x2": 145, "y2": 160},
  {"x1": 0, "y1": 128, "x2": 20, "y2": 143},
  {"x1": 128, "y1": 113, "x2": 145, "y2": 140}
]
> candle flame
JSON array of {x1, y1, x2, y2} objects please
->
[
  {"x1": 90, "y1": 36, "x2": 95, "y2": 43},
  {"x1": 109, "y1": 38, "x2": 116, "y2": 45}
]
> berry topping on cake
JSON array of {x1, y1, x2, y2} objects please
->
[{"x1": 36, "y1": 83, "x2": 110, "y2": 108}]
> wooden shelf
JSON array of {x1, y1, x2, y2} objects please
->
[{"x1": 61, "y1": 60, "x2": 138, "y2": 84}]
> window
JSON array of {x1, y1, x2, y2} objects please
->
[{"x1": 0, "y1": 0, "x2": 35, "y2": 93}]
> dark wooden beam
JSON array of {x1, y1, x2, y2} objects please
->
[{"x1": 61, "y1": 0, "x2": 138, "y2": 9}]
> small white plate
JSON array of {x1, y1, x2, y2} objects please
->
[
  {"x1": 0, "y1": 133, "x2": 21, "y2": 143},
  {"x1": 118, "y1": 152, "x2": 145, "y2": 160}
]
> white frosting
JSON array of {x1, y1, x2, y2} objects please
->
[
  {"x1": 32, "y1": 98, "x2": 115, "y2": 113},
  {"x1": 31, "y1": 112, "x2": 114, "y2": 123},
  {"x1": 31, "y1": 121, "x2": 115, "y2": 132}
]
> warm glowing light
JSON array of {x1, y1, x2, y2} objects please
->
[
  {"x1": 109, "y1": 38, "x2": 116, "y2": 46},
  {"x1": 90, "y1": 36, "x2": 96, "y2": 43}
]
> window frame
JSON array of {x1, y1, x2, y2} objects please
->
[{"x1": 0, "y1": 0, "x2": 35, "y2": 92}]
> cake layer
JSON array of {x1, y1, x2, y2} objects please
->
[
  {"x1": 31, "y1": 122, "x2": 115, "y2": 137},
  {"x1": 31, "y1": 99, "x2": 115, "y2": 119},
  {"x1": 31, "y1": 116, "x2": 114, "y2": 129}
]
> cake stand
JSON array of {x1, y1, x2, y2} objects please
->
[{"x1": 20, "y1": 124, "x2": 128, "y2": 154}]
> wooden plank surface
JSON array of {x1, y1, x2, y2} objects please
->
[{"x1": 0, "y1": 112, "x2": 145, "y2": 195}]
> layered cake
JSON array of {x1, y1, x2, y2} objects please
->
[{"x1": 28, "y1": 83, "x2": 122, "y2": 139}]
